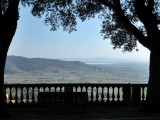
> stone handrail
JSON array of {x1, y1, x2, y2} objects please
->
[{"x1": 4, "y1": 83, "x2": 147, "y2": 106}]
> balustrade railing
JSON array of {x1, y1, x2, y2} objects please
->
[{"x1": 4, "y1": 83, "x2": 147, "y2": 106}]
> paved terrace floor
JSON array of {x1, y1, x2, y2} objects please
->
[{"x1": 3, "y1": 104, "x2": 160, "y2": 120}]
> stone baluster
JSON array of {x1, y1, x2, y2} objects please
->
[
  {"x1": 86, "y1": 87, "x2": 89, "y2": 101},
  {"x1": 85, "y1": 86, "x2": 87, "y2": 92},
  {"x1": 144, "y1": 87, "x2": 147, "y2": 100}
]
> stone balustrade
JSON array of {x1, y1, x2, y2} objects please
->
[{"x1": 4, "y1": 83, "x2": 147, "y2": 106}]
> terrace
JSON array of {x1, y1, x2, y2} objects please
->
[
  {"x1": 4, "y1": 83, "x2": 160, "y2": 120},
  {"x1": 5, "y1": 83, "x2": 147, "y2": 106}
]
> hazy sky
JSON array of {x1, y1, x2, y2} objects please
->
[{"x1": 8, "y1": 6, "x2": 150, "y2": 62}]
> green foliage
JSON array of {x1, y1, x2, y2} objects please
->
[
  {"x1": 21, "y1": 0, "x2": 78, "y2": 33},
  {"x1": 20, "y1": 0, "x2": 103, "y2": 33},
  {"x1": 99, "y1": 1, "x2": 138, "y2": 52},
  {"x1": 20, "y1": 0, "x2": 160, "y2": 52},
  {"x1": 99, "y1": 0, "x2": 160, "y2": 52},
  {"x1": 100, "y1": 12, "x2": 138, "y2": 52},
  {"x1": 2, "y1": 0, "x2": 160, "y2": 52}
]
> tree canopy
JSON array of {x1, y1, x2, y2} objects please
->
[
  {"x1": 1, "y1": 0, "x2": 160, "y2": 51},
  {"x1": 2, "y1": 0, "x2": 159, "y2": 52},
  {"x1": 17, "y1": 0, "x2": 160, "y2": 53}
]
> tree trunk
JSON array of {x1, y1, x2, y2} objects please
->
[
  {"x1": 0, "y1": 47, "x2": 9, "y2": 116},
  {"x1": 0, "y1": 0, "x2": 19, "y2": 116},
  {"x1": 146, "y1": 45, "x2": 160, "y2": 112},
  {"x1": 0, "y1": 29, "x2": 18, "y2": 117},
  {"x1": 0, "y1": 32, "x2": 18, "y2": 117}
]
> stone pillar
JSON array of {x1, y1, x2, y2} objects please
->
[
  {"x1": 64, "y1": 85, "x2": 73, "y2": 93},
  {"x1": 132, "y1": 85, "x2": 141, "y2": 106},
  {"x1": 123, "y1": 84, "x2": 131, "y2": 106}
]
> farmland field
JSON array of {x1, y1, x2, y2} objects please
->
[{"x1": 4, "y1": 56, "x2": 149, "y2": 84}]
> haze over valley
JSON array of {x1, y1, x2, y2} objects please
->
[{"x1": 4, "y1": 56, "x2": 149, "y2": 84}]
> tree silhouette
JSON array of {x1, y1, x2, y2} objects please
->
[
  {"x1": 0, "y1": 0, "x2": 19, "y2": 116},
  {"x1": 0, "y1": 0, "x2": 160, "y2": 116},
  {"x1": 87, "y1": 0, "x2": 160, "y2": 111},
  {"x1": 0, "y1": 0, "x2": 76, "y2": 116}
]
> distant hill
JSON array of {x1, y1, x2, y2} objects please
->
[
  {"x1": 4, "y1": 56, "x2": 149, "y2": 84},
  {"x1": 59, "y1": 57, "x2": 148, "y2": 64},
  {"x1": 5, "y1": 56, "x2": 98, "y2": 75}
]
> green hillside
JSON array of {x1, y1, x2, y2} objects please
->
[
  {"x1": 4, "y1": 56, "x2": 148, "y2": 84},
  {"x1": 5, "y1": 56, "x2": 99, "y2": 74}
]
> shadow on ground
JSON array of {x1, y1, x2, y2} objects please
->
[{"x1": 3, "y1": 104, "x2": 160, "y2": 120}]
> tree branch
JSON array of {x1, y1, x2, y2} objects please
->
[
  {"x1": 3, "y1": 0, "x2": 20, "y2": 46},
  {"x1": 134, "y1": 0, "x2": 152, "y2": 25},
  {"x1": 6, "y1": 0, "x2": 19, "y2": 19},
  {"x1": 112, "y1": 0, "x2": 151, "y2": 50},
  {"x1": 147, "y1": 0, "x2": 154, "y2": 12},
  {"x1": 99, "y1": 0, "x2": 115, "y2": 10},
  {"x1": 134, "y1": 0, "x2": 158, "y2": 33}
]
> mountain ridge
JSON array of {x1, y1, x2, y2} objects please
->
[
  {"x1": 4, "y1": 56, "x2": 149, "y2": 84},
  {"x1": 5, "y1": 55, "x2": 98, "y2": 74}
]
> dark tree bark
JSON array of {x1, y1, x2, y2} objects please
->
[
  {"x1": 112, "y1": 0, "x2": 160, "y2": 110},
  {"x1": 134, "y1": 0, "x2": 160, "y2": 110},
  {"x1": 99, "y1": 0, "x2": 160, "y2": 110},
  {"x1": 0, "y1": 0, "x2": 19, "y2": 116},
  {"x1": 146, "y1": 36, "x2": 160, "y2": 111}
]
